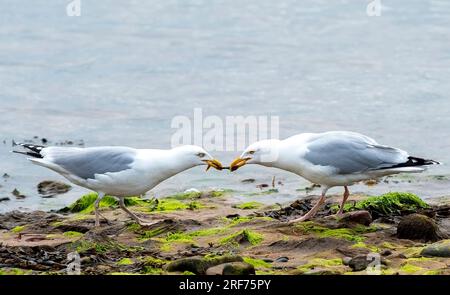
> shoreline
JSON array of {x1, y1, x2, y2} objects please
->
[{"x1": 0, "y1": 189, "x2": 449, "y2": 275}]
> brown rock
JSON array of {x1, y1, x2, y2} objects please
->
[{"x1": 397, "y1": 214, "x2": 446, "y2": 242}]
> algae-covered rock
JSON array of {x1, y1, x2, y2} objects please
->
[
  {"x1": 164, "y1": 255, "x2": 243, "y2": 275},
  {"x1": 397, "y1": 214, "x2": 445, "y2": 242},
  {"x1": 220, "y1": 229, "x2": 263, "y2": 247},
  {"x1": 338, "y1": 192, "x2": 429, "y2": 219},
  {"x1": 420, "y1": 240, "x2": 450, "y2": 257}
]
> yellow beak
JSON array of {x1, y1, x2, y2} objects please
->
[
  {"x1": 204, "y1": 159, "x2": 223, "y2": 171},
  {"x1": 230, "y1": 157, "x2": 250, "y2": 171}
]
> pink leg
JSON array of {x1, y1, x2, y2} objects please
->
[
  {"x1": 289, "y1": 187, "x2": 329, "y2": 223},
  {"x1": 337, "y1": 186, "x2": 350, "y2": 215}
]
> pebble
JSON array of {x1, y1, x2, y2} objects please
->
[{"x1": 275, "y1": 256, "x2": 289, "y2": 263}]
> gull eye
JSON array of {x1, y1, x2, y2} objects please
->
[
  {"x1": 197, "y1": 152, "x2": 206, "y2": 158},
  {"x1": 248, "y1": 150, "x2": 255, "y2": 155}
]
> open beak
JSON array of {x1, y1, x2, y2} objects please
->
[
  {"x1": 203, "y1": 159, "x2": 223, "y2": 171},
  {"x1": 230, "y1": 157, "x2": 250, "y2": 172}
]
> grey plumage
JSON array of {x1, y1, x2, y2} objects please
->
[
  {"x1": 47, "y1": 147, "x2": 136, "y2": 180},
  {"x1": 303, "y1": 132, "x2": 408, "y2": 174}
]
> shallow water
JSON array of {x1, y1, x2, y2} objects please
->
[{"x1": 1, "y1": 0, "x2": 450, "y2": 212}]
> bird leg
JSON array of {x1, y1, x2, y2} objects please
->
[
  {"x1": 94, "y1": 192, "x2": 110, "y2": 227},
  {"x1": 337, "y1": 186, "x2": 350, "y2": 215},
  {"x1": 118, "y1": 198, "x2": 158, "y2": 227},
  {"x1": 289, "y1": 187, "x2": 329, "y2": 223}
]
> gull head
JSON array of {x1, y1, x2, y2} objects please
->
[
  {"x1": 173, "y1": 145, "x2": 223, "y2": 171},
  {"x1": 230, "y1": 139, "x2": 280, "y2": 171}
]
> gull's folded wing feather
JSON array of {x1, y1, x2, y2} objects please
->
[
  {"x1": 303, "y1": 132, "x2": 408, "y2": 174},
  {"x1": 38, "y1": 146, "x2": 137, "y2": 180}
]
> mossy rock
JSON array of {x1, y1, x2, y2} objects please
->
[
  {"x1": 335, "y1": 192, "x2": 429, "y2": 219},
  {"x1": 397, "y1": 214, "x2": 445, "y2": 242},
  {"x1": 220, "y1": 229, "x2": 263, "y2": 247},
  {"x1": 60, "y1": 193, "x2": 146, "y2": 213},
  {"x1": 164, "y1": 255, "x2": 243, "y2": 275},
  {"x1": 420, "y1": 239, "x2": 450, "y2": 257}
]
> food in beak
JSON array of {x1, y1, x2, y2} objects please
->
[
  {"x1": 205, "y1": 159, "x2": 223, "y2": 171},
  {"x1": 230, "y1": 157, "x2": 249, "y2": 171}
]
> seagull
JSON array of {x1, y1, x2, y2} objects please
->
[
  {"x1": 229, "y1": 131, "x2": 440, "y2": 223},
  {"x1": 13, "y1": 143, "x2": 223, "y2": 227}
]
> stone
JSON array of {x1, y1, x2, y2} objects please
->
[
  {"x1": 37, "y1": 180, "x2": 71, "y2": 197},
  {"x1": 380, "y1": 249, "x2": 392, "y2": 256},
  {"x1": 275, "y1": 256, "x2": 289, "y2": 263},
  {"x1": 222, "y1": 262, "x2": 255, "y2": 275},
  {"x1": 420, "y1": 240, "x2": 450, "y2": 258},
  {"x1": 348, "y1": 254, "x2": 371, "y2": 271},
  {"x1": 397, "y1": 214, "x2": 445, "y2": 242},
  {"x1": 342, "y1": 257, "x2": 352, "y2": 265},
  {"x1": 164, "y1": 255, "x2": 243, "y2": 275},
  {"x1": 338, "y1": 210, "x2": 372, "y2": 226}
]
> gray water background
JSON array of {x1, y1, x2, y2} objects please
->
[{"x1": 1, "y1": 0, "x2": 450, "y2": 212}]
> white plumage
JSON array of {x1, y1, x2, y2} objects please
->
[
  {"x1": 14, "y1": 144, "x2": 222, "y2": 226},
  {"x1": 230, "y1": 131, "x2": 439, "y2": 222}
]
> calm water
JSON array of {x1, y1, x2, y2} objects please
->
[{"x1": 1, "y1": 0, "x2": 450, "y2": 212}]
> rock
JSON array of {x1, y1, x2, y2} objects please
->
[
  {"x1": 54, "y1": 223, "x2": 91, "y2": 233},
  {"x1": 397, "y1": 214, "x2": 445, "y2": 242},
  {"x1": 338, "y1": 210, "x2": 372, "y2": 226},
  {"x1": 262, "y1": 258, "x2": 274, "y2": 263},
  {"x1": 226, "y1": 214, "x2": 240, "y2": 219},
  {"x1": 380, "y1": 249, "x2": 392, "y2": 256},
  {"x1": 241, "y1": 178, "x2": 255, "y2": 183},
  {"x1": 206, "y1": 262, "x2": 255, "y2": 275},
  {"x1": 205, "y1": 264, "x2": 224, "y2": 275},
  {"x1": 275, "y1": 256, "x2": 289, "y2": 263},
  {"x1": 37, "y1": 181, "x2": 71, "y2": 197},
  {"x1": 164, "y1": 255, "x2": 243, "y2": 275},
  {"x1": 11, "y1": 188, "x2": 26, "y2": 199},
  {"x1": 0, "y1": 197, "x2": 10, "y2": 202},
  {"x1": 304, "y1": 268, "x2": 342, "y2": 275},
  {"x1": 348, "y1": 254, "x2": 371, "y2": 271},
  {"x1": 342, "y1": 257, "x2": 352, "y2": 265},
  {"x1": 223, "y1": 262, "x2": 255, "y2": 275},
  {"x1": 421, "y1": 240, "x2": 450, "y2": 257}
]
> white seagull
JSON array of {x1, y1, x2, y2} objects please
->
[
  {"x1": 230, "y1": 131, "x2": 439, "y2": 222},
  {"x1": 13, "y1": 143, "x2": 223, "y2": 227}
]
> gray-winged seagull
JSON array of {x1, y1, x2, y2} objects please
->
[
  {"x1": 229, "y1": 131, "x2": 439, "y2": 222},
  {"x1": 14, "y1": 143, "x2": 223, "y2": 227}
]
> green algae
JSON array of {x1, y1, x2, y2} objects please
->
[
  {"x1": 351, "y1": 242, "x2": 380, "y2": 252},
  {"x1": 223, "y1": 216, "x2": 273, "y2": 227},
  {"x1": 11, "y1": 225, "x2": 25, "y2": 233},
  {"x1": 165, "y1": 191, "x2": 202, "y2": 200},
  {"x1": 73, "y1": 239, "x2": 140, "y2": 254},
  {"x1": 117, "y1": 258, "x2": 134, "y2": 265},
  {"x1": 63, "y1": 231, "x2": 84, "y2": 238},
  {"x1": 332, "y1": 192, "x2": 429, "y2": 216},
  {"x1": 62, "y1": 193, "x2": 145, "y2": 214},
  {"x1": 243, "y1": 257, "x2": 272, "y2": 269},
  {"x1": 400, "y1": 263, "x2": 423, "y2": 274},
  {"x1": 0, "y1": 268, "x2": 33, "y2": 275},
  {"x1": 295, "y1": 221, "x2": 374, "y2": 242},
  {"x1": 182, "y1": 271, "x2": 196, "y2": 275},
  {"x1": 220, "y1": 229, "x2": 263, "y2": 246},
  {"x1": 296, "y1": 258, "x2": 344, "y2": 274},
  {"x1": 235, "y1": 201, "x2": 263, "y2": 210}
]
